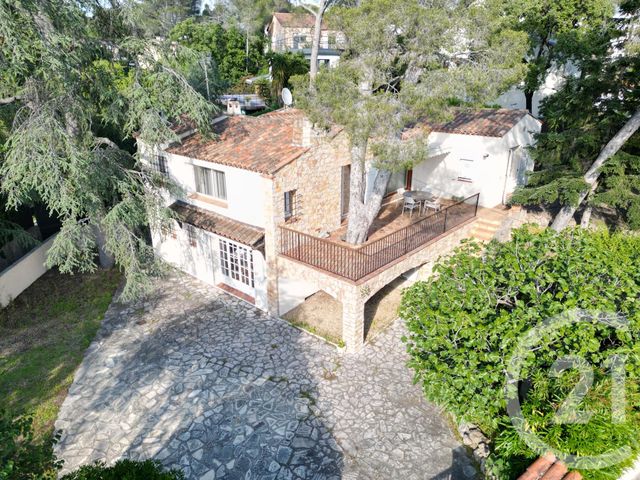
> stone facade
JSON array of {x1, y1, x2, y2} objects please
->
[
  {"x1": 274, "y1": 128, "x2": 350, "y2": 235},
  {"x1": 262, "y1": 125, "x2": 351, "y2": 317},
  {"x1": 277, "y1": 218, "x2": 478, "y2": 351}
]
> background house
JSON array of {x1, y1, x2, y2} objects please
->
[{"x1": 266, "y1": 12, "x2": 346, "y2": 68}]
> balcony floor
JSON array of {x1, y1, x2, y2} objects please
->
[{"x1": 328, "y1": 195, "x2": 456, "y2": 244}]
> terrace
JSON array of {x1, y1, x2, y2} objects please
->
[{"x1": 279, "y1": 193, "x2": 479, "y2": 282}]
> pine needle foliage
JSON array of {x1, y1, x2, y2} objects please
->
[
  {"x1": 511, "y1": 1, "x2": 640, "y2": 229},
  {"x1": 0, "y1": 0, "x2": 218, "y2": 300}
]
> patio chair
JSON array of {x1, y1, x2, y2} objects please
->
[
  {"x1": 422, "y1": 198, "x2": 441, "y2": 213},
  {"x1": 402, "y1": 197, "x2": 420, "y2": 218}
]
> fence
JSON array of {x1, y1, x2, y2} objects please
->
[
  {"x1": 0, "y1": 234, "x2": 57, "y2": 307},
  {"x1": 280, "y1": 193, "x2": 479, "y2": 282}
]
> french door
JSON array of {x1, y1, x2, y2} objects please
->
[{"x1": 218, "y1": 239, "x2": 255, "y2": 295}]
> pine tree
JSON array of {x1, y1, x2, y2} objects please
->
[
  {"x1": 0, "y1": 0, "x2": 217, "y2": 299},
  {"x1": 293, "y1": 0, "x2": 528, "y2": 244},
  {"x1": 511, "y1": 1, "x2": 640, "y2": 230}
]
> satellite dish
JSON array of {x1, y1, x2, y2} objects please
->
[{"x1": 281, "y1": 88, "x2": 293, "y2": 107}]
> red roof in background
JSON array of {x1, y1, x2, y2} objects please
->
[
  {"x1": 272, "y1": 12, "x2": 328, "y2": 29},
  {"x1": 426, "y1": 108, "x2": 532, "y2": 138},
  {"x1": 167, "y1": 109, "x2": 309, "y2": 175},
  {"x1": 518, "y1": 454, "x2": 582, "y2": 480}
]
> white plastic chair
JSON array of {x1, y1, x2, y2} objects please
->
[
  {"x1": 422, "y1": 198, "x2": 441, "y2": 213},
  {"x1": 403, "y1": 197, "x2": 420, "y2": 218}
]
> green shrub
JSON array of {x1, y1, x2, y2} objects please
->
[
  {"x1": 61, "y1": 459, "x2": 184, "y2": 480},
  {"x1": 0, "y1": 410, "x2": 182, "y2": 480},
  {"x1": 0, "y1": 410, "x2": 61, "y2": 480},
  {"x1": 401, "y1": 227, "x2": 640, "y2": 480}
]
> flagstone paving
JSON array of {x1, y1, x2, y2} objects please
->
[{"x1": 55, "y1": 274, "x2": 477, "y2": 480}]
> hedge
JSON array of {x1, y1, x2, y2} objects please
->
[{"x1": 401, "y1": 227, "x2": 640, "y2": 479}]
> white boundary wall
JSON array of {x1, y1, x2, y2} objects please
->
[{"x1": 0, "y1": 234, "x2": 57, "y2": 307}]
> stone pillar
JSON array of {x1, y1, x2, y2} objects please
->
[
  {"x1": 262, "y1": 175, "x2": 280, "y2": 316},
  {"x1": 342, "y1": 287, "x2": 365, "y2": 352}
]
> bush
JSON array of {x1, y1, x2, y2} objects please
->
[
  {"x1": 61, "y1": 460, "x2": 184, "y2": 480},
  {"x1": 0, "y1": 410, "x2": 182, "y2": 480},
  {"x1": 400, "y1": 227, "x2": 640, "y2": 480},
  {"x1": 0, "y1": 411, "x2": 61, "y2": 480}
]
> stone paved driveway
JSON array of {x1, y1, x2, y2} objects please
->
[{"x1": 55, "y1": 275, "x2": 476, "y2": 480}]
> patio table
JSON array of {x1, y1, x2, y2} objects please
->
[
  {"x1": 403, "y1": 190, "x2": 437, "y2": 202},
  {"x1": 403, "y1": 190, "x2": 438, "y2": 215}
]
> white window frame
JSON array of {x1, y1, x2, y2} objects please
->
[
  {"x1": 194, "y1": 166, "x2": 227, "y2": 200},
  {"x1": 151, "y1": 154, "x2": 168, "y2": 174},
  {"x1": 219, "y1": 239, "x2": 254, "y2": 289},
  {"x1": 457, "y1": 158, "x2": 475, "y2": 183}
]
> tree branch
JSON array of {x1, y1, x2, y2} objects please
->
[
  {"x1": 95, "y1": 137, "x2": 119, "y2": 149},
  {"x1": 0, "y1": 96, "x2": 22, "y2": 106}
]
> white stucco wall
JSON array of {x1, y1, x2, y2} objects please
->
[
  {"x1": 496, "y1": 63, "x2": 579, "y2": 117},
  {"x1": 406, "y1": 115, "x2": 541, "y2": 208},
  {"x1": 151, "y1": 223, "x2": 268, "y2": 310},
  {"x1": 0, "y1": 234, "x2": 56, "y2": 307},
  {"x1": 139, "y1": 139, "x2": 271, "y2": 310},
  {"x1": 277, "y1": 276, "x2": 320, "y2": 316},
  {"x1": 164, "y1": 153, "x2": 271, "y2": 229}
]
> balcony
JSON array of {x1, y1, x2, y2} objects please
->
[{"x1": 279, "y1": 193, "x2": 479, "y2": 282}]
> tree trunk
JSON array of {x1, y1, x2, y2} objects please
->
[
  {"x1": 344, "y1": 136, "x2": 393, "y2": 244},
  {"x1": 525, "y1": 90, "x2": 534, "y2": 114},
  {"x1": 551, "y1": 108, "x2": 640, "y2": 231},
  {"x1": 245, "y1": 30, "x2": 249, "y2": 73},
  {"x1": 580, "y1": 205, "x2": 593, "y2": 228},
  {"x1": 309, "y1": 4, "x2": 325, "y2": 82},
  {"x1": 345, "y1": 139, "x2": 368, "y2": 244},
  {"x1": 580, "y1": 181, "x2": 599, "y2": 229},
  {"x1": 93, "y1": 224, "x2": 115, "y2": 269}
]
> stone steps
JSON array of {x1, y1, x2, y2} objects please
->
[{"x1": 471, "y1": 206, "x2": 519, "y2": 242}]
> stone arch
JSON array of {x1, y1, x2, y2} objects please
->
[{"x1": 362, "y1": 271, "x2": 416, "y2": 342}]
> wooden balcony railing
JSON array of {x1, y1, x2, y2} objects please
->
[{"x1": 279, "y1": 193, "x2": 480, "y2": 282}]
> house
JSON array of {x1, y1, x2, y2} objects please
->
[
  {"x1": 369, "y1": 109, "x2": 541, "y2": 208},
  {"x1": 266, "y1": 12, "x2": 346, "y2": 68},
  {"x1": 139, "y1": 107, "x2": 540, "y2": 351}
]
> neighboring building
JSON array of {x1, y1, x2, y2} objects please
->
[
  {"x1": 139, "y1": 107, "x2": 539, "y2": 351},
  {"x1": 496, "y1": 64, "x2": 578, "y2": 117},
  {"x1": 266, "y1": 12, "x2": 346, "y2": 68}
]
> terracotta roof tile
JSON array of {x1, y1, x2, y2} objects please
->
[
  {"x1": 167, "y1": 110, "x2": 309, "y2": 175},
  {"x1": 170, "y1": 201, "x2": 264, "y2": 247},
  {"x1": 518, "y1": 454, "x2": 581, "y2": 480},
  {"x1": 425, "y1": 108, "x2": 531, "y2": 138}
]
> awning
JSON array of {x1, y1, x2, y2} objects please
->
[{"x1": 169, "y1": 201, "x2": 265, "y2": 248}]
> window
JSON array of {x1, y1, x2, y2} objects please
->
[
  {"x1": 194, "y1": 166, "x2": 227, "y2": 200},
  {"x1": 185, "y1": 224, "x2": 197, "y2": 247},
  {"x1": 219, "y1": 239, "x2": 254, "y2": 288},
  {"x1": 151, "y1": 154, "x2": 168, "y2": 174},
  {"x1": 457, "y1": 158, "x2": 475, "y2": 183},
  {"x1": 386, "y1": 170, "x2": 407, "y2": 195},
  {"x1": 293, "y1": 35, "x2": 307, "y2": 49},
  {"x1": 284, "y1": 189, "x2": 297, "y2": 221}
]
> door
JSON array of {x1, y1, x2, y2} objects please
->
[
  {"x1": 218, "y1": 238, "x2": 255, "y2": 296},
  {"x1": 340, "y1": 165, "x2": 350, "y2": 221}
]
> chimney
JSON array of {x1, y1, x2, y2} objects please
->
[
  {"x1": 292, "y1": 117, "x2": 313, "y2": 147},
  {"x1": 226, "y1": 100, "x2": 243, "y2": 116}
]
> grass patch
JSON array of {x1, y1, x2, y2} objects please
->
[{"x1": 0, "y1": 268, "x2": 121, "y2": 439}]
